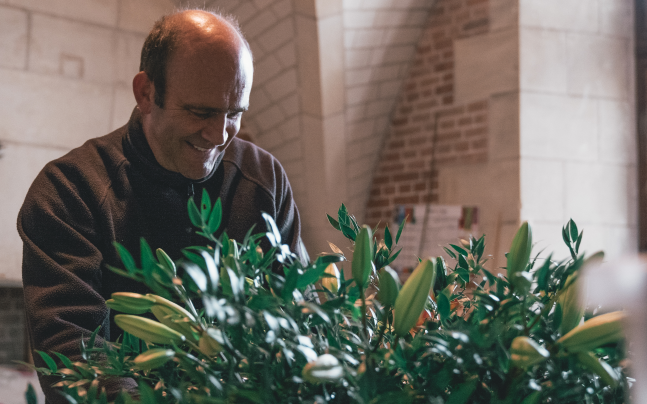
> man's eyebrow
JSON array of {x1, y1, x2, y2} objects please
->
[{"x1": 182, "y1": 104, "x2": 249, "y2": 113}]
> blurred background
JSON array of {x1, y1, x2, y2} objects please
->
[{"x1": 0, "y1": 0, "x2": 639, "y2": 396}]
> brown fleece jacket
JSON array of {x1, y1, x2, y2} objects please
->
[{"x1": 17, "y1": 110, "x2": 300, "y2": 403}]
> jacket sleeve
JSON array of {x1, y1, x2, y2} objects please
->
[
  {"x1": 18, "y1": 164, "x2": 137, "y2": 403},
  {"x1": 273, "y1": 159, "x2": 302, "y2": 255}
]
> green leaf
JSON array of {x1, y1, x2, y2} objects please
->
[
  {"x1": 457, "y1": 254, "x2": 469, "y2": 269},
  {"x1": 456, "y1": 267, "x2": 469, "y2": 283},
  {"x1": 384, "y1": 224, "x2": 393, "y2": 251},
  {"x1": 113, "y1": 242, "x2": 136, "y2": 274},
  {"x1": 187, "y1": 197, "x2": 202, "y2": 228},
  {"x1": 52, "y1": 352, "x2": 73, "y2": 369},
  {"x1": 183, "y1": 262, "x2": 207, "y2": 292},
  {"x1": 443, "y1": 246, "x2": 457, "y2": 260},
  {"x1": 262, "y1": 212, "x2": 282, "y2": 247},
  {"x1": 450, "y1": 244, "x2": 468, "y2": 256},
  {"x1": 446, "y1": 376, "x2": 478, "y2": 404},
  {"x1": 35, "y1": 351, "x2": 57, "y2": 373},
  {"x1": 282, "y1": 265, "x2": 299, "y2": 301},
  {"x1": 575, "y1": 230, "x2": 583, "y2": 254},
  {"x1": 568, "y1": 219, "x2": 578, "y2": 243},
  {"x1": 207, "y1": 198, "x2": 222, "y2": 234},
  {"x1": 507, "y1": 222, "x2": 532, "y2": 280},
  {"x1": 482, "y1": 268, "x2": 497, "y2": 288},
  {"x1": 327, "y1": 214, "x2": 341, "y2": 231},
  {"x1": 395, "y1": 217, "x2": 407, "y2": 244},
  {"x1": 25, "y1": 384, "x2": 38, "y2": 404},
  {"x1": 386, "y1": 248, "x2": 402, "y2": 266},
  {"x1": 200, "y1": 189, "x2": 211, "y2": 221},
  {"x1": 297, "y1": 263, "x2": 328, "y2": 289},
  {"x1": 88, "y1": 325, "x2": 101, "y2": 350},
  {"x1": 156, "y1": 248, "x2": 176, "y2": 276},
  {"x1": 437, "y1": 293, "x2": 450, "y2": 321},
  {"x1": 352, "y1": 226, "x2": 374, "y2": 287}
]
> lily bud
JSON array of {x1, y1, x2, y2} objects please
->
[
  {"x1": 558, "y1": 274, "x2": 585, "y2": 336},
  {"x1": 352, "y1": 226, "x2": 374, "y2": 288},
  {"x1": 393, "y1": 258, "x2": 437, "y2": 337},
  {"x1": 302, "y1": 354, "x2": 343, "y2": 384},
  {"x1": 133, "y1": 348, "x2": 175, "y2": 370},
  {"x1": 507, "y1": 222, "x2": 532, "y2": 292},
  {"x1": 510, "y1": 336, "x2": 549, "y2": 369},
  {"x1": 107, "y1": 292, "x2": 156, "y2": 314},
  {"x1": 377, "y1": 266, "x2": 400, "y2": 307},
  {"x1": 198, "y1": 328, "x2": 223, "y2": 356},
  {"x1": 322, "y1": 263, "x2": 340, "y2": 293}
]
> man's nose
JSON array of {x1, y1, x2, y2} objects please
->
[{"x1": 202, "y1": 114, "x2": 228, "y2": 146}]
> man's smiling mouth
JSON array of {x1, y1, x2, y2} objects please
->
[{"x1": 191, "y1": 143, "x2": 211, "y2": 152}]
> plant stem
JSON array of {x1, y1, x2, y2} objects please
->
[
  {"x1": 370, "y1": 311, "x2": 389, "y2": 355},
  {"x1": 359, "y1": 285, "x2": 369, "y2": 344}
]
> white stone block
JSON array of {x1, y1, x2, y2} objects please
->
[
  {"x1": 378, "y1": 80, "x2": 400, "y2": 98},
  {"x1": 249, "y1": 87, "x2": 272, "y2": 112},
  {"x1": 520, "y1": 0, "x2": 598, "y2": 33},
  {"x1": 343, "y1": 10, "x2": 376, "y2": 28},
  {"x1": 383, "y1": 27, "x2": 421, "y2": 46},
  {"x1": 566, "y1": 34, "x2": 629, "y2": 99},
  {"x1": 371, "y1": 64, "x2": 399, "y2": 81},
  {"x1": 374, "y1": 10, "x2": 425, "y2": 27},
  {"x1": 343, "y1": 0, "x2": 362, "y2": 9},
  {"x1": 245, "y1": 9, "x2": 278, "y2": 38},
  {"x1": 270, "y1": 137, "x2": 303, "y2": 162},
  {"x1": 346, "y1": 104, "x2": 366, "y2": 122},
  {"x1": 359, "y1": 0, "x2": 394, "y2": 9},
  {"x1": 520, "y1": 158, "x2": 564, "y2": 222},
  {"x1": 0, "y1": 69, "x2": 112, "y2": 148},
  {"x1": 0, "y1": 142, "x2": 67, "y2": 281},
  {"x1": 3, "y1": 0, "x2": 118, "y2": 27},
  {"x1": 276, "y1": 42, "x2": 296, "y2": 68},
  {"x1": 118, "y1": 0, "x2": 175, "y2": 34},
  {"x1": 520, "y1": 93, "x2": 597, "y2": 161},
  {"x1": 598, "y1": 99, "x2": 637, "y2": 164},
  {"x1": 346, "y1": 119, "x2": 374, "y2": 141},
  {"x1": 264, "y1": 68, "x2": 298, "y2": 101},
  {"x1": 455, "y1": 28, "x2": 518, "y2": 104},
  {"x1": 345, "y1": 83, "x2": 376, "y2": 105},
  {"x1": 254, "y1": 55, "x2": 283, "y2": 84},
  {"x1": 253, "y1": 0, "x2": 274, "y2": 11},
  {"x1": 345, "y1": 49, "x2": 371, "y2": 68},
  {"x1": 565, "y1": 162, "x2": 636, "y2": 226},
  {"x1": 0, "y1": 6, "x2": 28, "y2": 70},
  {"x1": 528, "y1": 221, "x2": 571, "y2": 260},
  {"x1": 272, "y1": 0, "x2": 293, "y2": 19},
  {"x1": 599, "y1": 0, "x2": 633, "y2": 38},
  {"x1": 345, "y1": 68, "x2": 371, "y2": 86},
  {"x1": 366, "y1": 99, "x2": 392, "y2": 118},
  {"x1": 230, "y1": 1, "x2": 257, "y2": 24},
  {"x1": 256, "y1": 18, "x2": 294, "y2": 53},
  {"x1": 279, "y1": 93, "x2": 299, "y2": 118},
  {"x1": 110, "y1": 84, "x2": 136, "y2": 131},
  {"x1": 114, "y1": 31, "x2": 146, "y2": 85},
  {"x1": 344, "y1": 30, "x2": 356, "y2": 49},
  {"x1": 254, "y1": 104, "x2": 285, "y2": 132},
  {"x1": 566, "y1": 34, "x2": 633, "y2": 99},
  {"x1": 520, "y1": 28, "x2": 567, "y2": 94},
  {"x1": 256, "y1": 127, "x2": 284, "y2": 151},
  {"x1": 279, "y1": 115, "x2": 300, "y2": 141},
  {"x1": 351, "y1": 29, "x2": 385, "y2": 48},
  {"x1": 30, "y1": 14, "x2": 114, "y2": 84},
  {"x1": 382, "y1": 44, "x2": 415, "y2": 64}
]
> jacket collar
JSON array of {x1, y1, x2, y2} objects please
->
[{"x1": 123, "y1": 108, "x2": 224, "y2": 188}]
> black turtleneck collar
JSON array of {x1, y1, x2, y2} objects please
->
[{"x1": 122, "y1": 108, "x2": 224, "y2": 190}]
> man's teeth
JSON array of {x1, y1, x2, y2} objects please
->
[{"x1": 192, "y1": 144, "x2": 210, "y2": 152}]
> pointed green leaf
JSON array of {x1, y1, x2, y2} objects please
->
[
  {"x1": 568, "y1": 219, "x2": 578, "y2": 242},
  {"x1": 113, "y1": 242, "x2": 136, "y2": 274},
  {"x1": 35, "y1": 351, "x2": 57, "y2": 372},
  {"x1": 207, "y1": 198, "x2": 222, "y2": 234},
  {"x1": 200, "y1": 189, "x2": 211, "y2": 221},
  {"x1": 395, "y1": 217, "x2": 407, "y2": 244},
  {"x1": 327, "y1": 214, "x2": 341, "y2": 231},
  {"x1": 507, "y1": 222, "x2": 532, "y2": 280},
  {"x1": 384, "y1": 224, "x2": 393, "y2": 251},
  {"x1": 450, "y1": 244, "x2": 468, "y2": 256},
  {"x1": 575, "y1": 230, "x2": 583, "y2": 254},
  {"x1": 443, "y1": 247, "x2": 457, "y2": 260},
  {"x1": 352, "y1": 226, "x2": 374, "y2": 287},
  {"x1": 187, "y1": 197, "x2": 202, "y2": 228}
]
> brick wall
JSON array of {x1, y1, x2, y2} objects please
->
[
  {"x1": 0, "y1": 287, "x2": 26, "y2": 364},
  {"x1": 365, "y1": 0, "x2": 491, "y2": 228}
]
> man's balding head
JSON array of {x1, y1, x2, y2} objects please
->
[{"x1": 139, "y1": 9, "x2": 252, "y2": 108}]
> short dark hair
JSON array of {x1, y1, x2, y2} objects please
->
[{"x1": 139, "y1": 9, "x2": 251, "y2": 108}]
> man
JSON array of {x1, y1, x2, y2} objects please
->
[{"x1": 18, "y1": 9, "x2": 300, "y2": 402}]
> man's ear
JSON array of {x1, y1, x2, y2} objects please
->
[{"x1": 133, "y1": 71, "x2": 154, "y2": 115}]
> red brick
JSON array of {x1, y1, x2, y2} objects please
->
[
  {"x1": 472, "y1": 138, "x2": 487, "y2": 149},
  {"x1": 373, "y1": 176, "x2": 389, "y2": 185},
  {"x1": 436, "y1": 144, "x2": 452, "y2": 154},
  {"x1": 438, "y1": 106, "x2": 464, "y2": 117},
  {"x1": 394, "y1": 126, "x2": 422, "y2": 137},
  {"x1": 367, "y1": 199, "x2": 390, "y2": 208},
  {"x1": 434, "y1": 61, "x2": 453, "y2": 72},
  {"x1": 437, "y1": 131, "x2": 461, "y2": 142},
  {"x1": 455, "y1": 141, "x2": 469, "y2": 152},
  {"x1": 416, "y1": 100, "x2": 439, "y2": 110},
  {"x1": 383, "y1": 152, "x2": 400, "y2": 161},
  {"x1": 420, "y1": 77, "x2": 439, "y2": 87},
  {"x1": 415, "y1": 182, "x2": 427, "y2": 191},
  {"x1": 442, "y1": 50, "x2": 453, "y2": 59},
  {"x1": 463, "y1": 18, "x2": 489, "y2": 32},
  {"x1": 466, "y1": 0, "x2": 488, "y2": 5},
  {"x1": 399, "y1": 106, "x2": 414, "y2": 114},
  {"x1": 384, "y1": 186, "x2": 395, "y2": 195},
  {"x1": 422, "y1": 194, "x2": 439, "y2": 203},
  {"x1": 409, "y1": 136, "x2": 428, "y2": 146},
  {"x1": 442, "y1": 95, "x2": 453, "y2": 105},
  {"x1": 421, "y1": 89, "x2": 433, "y2": 98},
  {"x1": 399, "y1": 184, "x2": 412, "y2": 193},
  {"x1": 407, "y1": 93, "x2": 420, "y2": 102},
  {"x1": 434, "y1": 38, "x2": 453, "y2": 50},
  {"x1": 418, "y1": 45, "x2": 432, "y2": 54},
  {"x1": 443, "y1": 73, "x2": 453, "y2": 82},
  {"x1": 439, "y1": 119, "x2": 455, "y2": 129},
  {"x1": 474, "y1": 114, "x2": 487, "y2": 123},
  {"x1": 389, "y1": 139, "x2": 405, "y2": 149},
  {"x1": 405, "y1": 82, "x2": 417, "y2": 91},
  {"x1": 458, "y1": 117, "x2": 472, "y2": 126},
  {"x1": 392, "y1": 118, "x2": 408, "y2": 127},
  {"x1": 368, "y1": 210, "x2": 382, "y2": 219},
  {"x1": 370, "y1": 188, "x2": 381, "y2": 197},
  {"x1": 465, "y1": 127, "x2": 487, "y2": 137},
  {"x1": 413, "y1": 113, "x2": 431, "y2": 123},
  {"x1": 435, "y1": 83, "x2": 453, "y2": 94},
  {"x1": 382, "y1": 163, "x2": 405, "y2": 172},
  {"x1": 393, "y1": 172, "x2": 419, "y2": 182},
  {"x1": 394, "y1": 195, "x2": 420, "y2": 205},
  {"x1": 468, "y1": 100, "x2": 488, "y2": 111}
]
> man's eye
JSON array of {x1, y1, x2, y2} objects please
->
[
  {"x1": 190, "y1": 111, "x2": 212, "y2": 119},
  {"x1": 227, "y1": 112, "x2": 242, "y2": 119}
]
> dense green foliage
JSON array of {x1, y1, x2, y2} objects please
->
[{"x1": 27, "y1": 191, "x2": 630, "y2": 403}]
